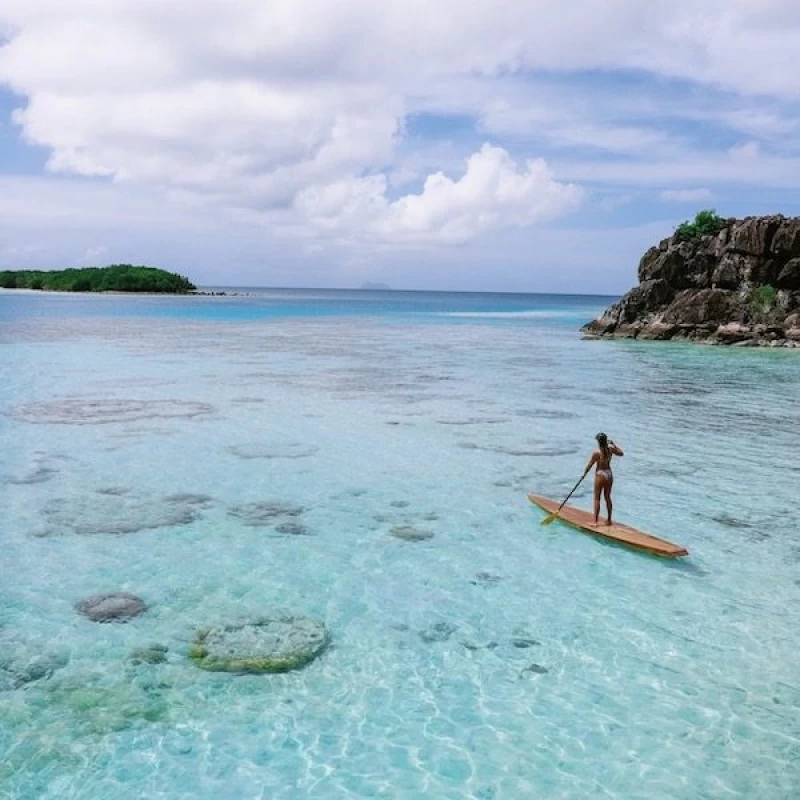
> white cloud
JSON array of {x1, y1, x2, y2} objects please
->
[
  {"x1": 1, "y1": 0, "x2": 799, "y2": 255},
  {"x1": 383, "y1": 146, "x2": 582, "y2": 242},
  {"x1": 555, "y1": 148, "x2": 800, "y2": 188},
  {"x1": 478, "y1": 96, "x2": 680, "y2": 157},
  {"x1": 0, "y1": 176, "x2": 207, "y2": 230},
  {"x1": 596, "y1": 193, "x2": 635, "y2": 212},
  {"x1": 729, "y1": 140, "x2": 761, "y2": 161},
  {"x1": 295, "y1": 144, "x2": 582, "y2": 243},
  {"x1": 659, "y1": 188, "x2": 713, "y2": 203}
]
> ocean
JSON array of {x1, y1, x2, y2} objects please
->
[{"x1": 1, "y1": 288, "x2": 798, "y2": 799}]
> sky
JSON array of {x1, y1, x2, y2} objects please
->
[{"x1": 1, "y1": 1, "x2": 800, "y2": 293}]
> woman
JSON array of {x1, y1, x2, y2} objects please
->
[{"x1": 583, "y1": 432, "x2": 624, "y2": 525}]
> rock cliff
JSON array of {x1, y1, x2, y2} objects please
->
[{"x1": 582, "y1": 215, "x2": 800, "y2": 347}]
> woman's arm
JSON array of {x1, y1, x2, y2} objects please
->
[
  {"x1": 609, "y1": 440, "x2": 624, "y2": 456},
  {"x1": 583, "y1": 451, "x2": 598, "y2": 476}
]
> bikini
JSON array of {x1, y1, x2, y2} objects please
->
[{"x1": 596, "y1": 452, "x2": 613, "y2": 480}]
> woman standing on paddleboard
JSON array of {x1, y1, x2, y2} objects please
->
[{"x1": 583, "y1": 432, "x2": 624, "y2": 525}]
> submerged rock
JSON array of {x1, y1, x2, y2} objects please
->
[
  {"x1": 274, "y1": 520, "x2": 310, "y2": 536},
  {"x1": 419, "y1": 621, "x2": 457, "y2": 643},
  {"x1": 40, "y1": 493, "x2": 201, "y2": 536},
  {"x1": 520, "y1": 663, "x2": 549, "y2": 677},
  {"x1": 189, "y1": 612, "x2": 329, "y2": 674},
  {"x1": 713, "y1": 514, "x2": 754, "y2": 529},
  {"x1": 6, "y1": 464, "x2": 58, "y2": 485},
  {"x1": 96, "y1": 486, "x2": 130, "y2": 496},
  {"x1": 471, "y1": 571, "x2": 504, "y2": 586},
  {"x1": 130, "y1": 644, "x2": 169, "y2": 665},
  {"x1": 75, "y1": 592, "x2": 147, "y2": 622},
  {"x1": 228, "y1": 501, "x2": 305, "y2": 527},
  {"x1": 228, "y1": 443, "x2": 318, "y2": 460},
  {"x1": 10, "y1": 397, "x2": 214, "y2": 425},
  {"x1": 459, "y1": 639, "x2": 499, "y2": 651},
  {"x1": 164, "y1": 493, "x2": 214, "y2": 507},
  {"x1": 511, "y1": 636, "x2": 541, "y2": 649},
  {"x1": 389, "y1": 525, "x2": 434, "y2": 541},
  {"x1": 0, "y1": 648, "x2": 68, "y2": 690},
  {"x1": 511, "y1": 626, "x2": 541, "y2": 649}
]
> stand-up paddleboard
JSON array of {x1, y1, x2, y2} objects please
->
[{"x1": 527, "y1": 494, "x2": 688, "y2": 558}]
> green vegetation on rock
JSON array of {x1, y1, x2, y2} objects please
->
[
  {"x1": 750, "y1": 284, "x2": 777, "y2": 316},
  {"x1": 675, "y1": 209, "x2": 726, "y2": 240},
  {"x1": 189, "y1": 644, "x2": 313, "y2": 673},
  {"x1": 0, "y1": 264, "x2": 195, "y2": 293},
  {"x1": 583, "y1": 213, "x2": 800, "y2": 346}
]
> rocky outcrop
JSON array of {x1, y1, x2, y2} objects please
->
[{"x1": 583, "y1": 215, "x2": 800, "y2": 347}]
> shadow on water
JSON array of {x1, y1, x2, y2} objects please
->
[{"x1": 585, "y1": 535, "x2": 705, "y2": 571}]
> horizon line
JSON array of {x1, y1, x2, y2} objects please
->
[{"x1": 196, "y1": 285, "x2": 622, "y2": 297}]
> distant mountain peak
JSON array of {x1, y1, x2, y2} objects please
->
[{"x1": 359, "y1": 281, "x2": 392, "y2": 290}]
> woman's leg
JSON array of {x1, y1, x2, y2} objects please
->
[
  {"x1": 593, "y1": 474, "x2": 602, "y2": 524},
  {"x1": 603, "y1": 477, "x2": 613, "y2": 525}
]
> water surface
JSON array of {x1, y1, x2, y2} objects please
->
[{"x1": 1, "y1": 288, "x2": 798, "y2": 799}]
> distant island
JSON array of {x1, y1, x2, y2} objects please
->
[
  {"x1": 583, "y1": 211, "x2": 800, "y2": 348},
  {"x1": 0, "y1": 265, "x2": 196, "y2": 294},
  {"x1": 359, "y1": 281, "x2": 392, "y2": 291}
]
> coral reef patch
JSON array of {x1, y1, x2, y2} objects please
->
[
  {"x1": 75, "y1": 593, "x2": 147, "y2": 622},
  {"x1": 10, "y1": 397, "x2": 214, "y2": 425},
  {"x1": 189, "y1": 612, "x2": 329, "y2": 674}
]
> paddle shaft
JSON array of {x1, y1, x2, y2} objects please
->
[{"x1": 543, "y1": 473, "x2": 586, "y2": 523}]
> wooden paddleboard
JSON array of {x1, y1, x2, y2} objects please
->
[{"x1": 527, "y1": 494, "x2": 688, "y2": 558}]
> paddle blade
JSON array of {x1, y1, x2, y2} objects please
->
[{"x1": 540, "y1": 511, "x2": 559, "y2": 526}]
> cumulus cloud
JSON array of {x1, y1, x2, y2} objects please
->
[
  {"x1": 295, "y1": 144, "x2": 582, "y2": 243},
  {"x1": 659, "y1": 188, "x2": 713, "y2": 203},
  {"x1": 1, "y1": 0, "x2": 799, "y2": 249}
]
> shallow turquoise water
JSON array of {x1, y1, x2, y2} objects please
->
[{"x1": 1, "y1": 289, "x2": 799, "y2": 799}]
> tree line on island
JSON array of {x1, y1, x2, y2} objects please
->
[{"x1": 0, "y1": 265, "x2": 196, "y2": 294}]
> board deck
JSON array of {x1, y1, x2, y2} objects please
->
[{"x1": 527, "y1": 494, "x2": 688, "y2": 558}]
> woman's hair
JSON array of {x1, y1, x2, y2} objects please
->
[{"x1": 595, "y1": 432, "x2": 609, "y2": 455}]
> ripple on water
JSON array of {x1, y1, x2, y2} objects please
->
[{"x1": 2, "y1": 300, "x2": 799, "y2": 799}]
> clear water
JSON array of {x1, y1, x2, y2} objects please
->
[{"x1": 1, "y1": 288, "x2": 798, "y2": 799}]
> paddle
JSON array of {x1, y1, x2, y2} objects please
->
[{"x1": 540, "y1": 473, "x2": 586, "y2": 525}]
